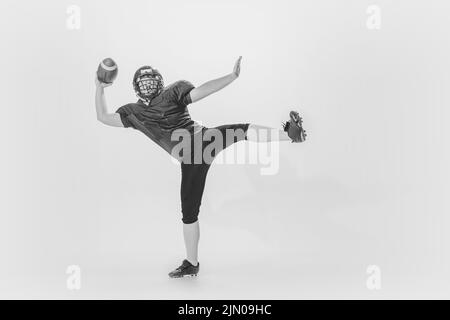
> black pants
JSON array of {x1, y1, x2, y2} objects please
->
[{"x1": 180, "y1": 123, "x2": 250, "y2": 224}]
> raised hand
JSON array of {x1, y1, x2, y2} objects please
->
[{"x1": 232, "y1": 56, "x2": 242, "y2": 78}]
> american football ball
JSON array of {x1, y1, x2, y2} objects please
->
[{"x1": 97, "y1": 58, "x2": 118, "y2": 84}]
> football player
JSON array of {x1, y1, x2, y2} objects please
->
[{"x1": 95, "y1": 56, "x2": 306, "y2": 278}]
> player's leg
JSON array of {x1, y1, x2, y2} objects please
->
[
  {"x1": 180, "y1": 163, "x2": 210, "y2": 266},
  {"x1": 183, "y1": 220, "x2": 199, "y2": 266},
  {"x1": 204, "y1": 123, "x2": 290, "y2": 158},
  {"x1": 246, "y1": 124, "x2": 291, "y2": 142},
  {"x1": 210, "y1": 111, "x2": 306, "y2": 145},
  {"x1": 247, "y1": 111, "x2": 307, "y2": 143},
  {"x1": 169, "y1": 163, "x2": 210, "y2": 278}
]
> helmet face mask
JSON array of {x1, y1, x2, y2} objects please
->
[{"x1": 133, "y1": 66, "x2": 164, "y2": 102}]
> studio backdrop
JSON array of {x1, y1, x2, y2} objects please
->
[{"x1": 0, "y1": 0, "x2": 449, "y2": 299}]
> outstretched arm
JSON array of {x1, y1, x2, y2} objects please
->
[
  {"x1": 189, "y1": 56, "x2": 242, "y2": 104},
  {"x1": 95, "y1": 76, "x2": 123, "y2": 127}
]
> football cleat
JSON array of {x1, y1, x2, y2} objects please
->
[
  {"x1": 282, "y1": 110, "x2": 307, "y2": 143},
  {"x1": 168, "y1": 259, "x2": 200, "y2": 278}
]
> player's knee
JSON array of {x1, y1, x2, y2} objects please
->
[
  {"x1": 182, "y1": 204, "x2": 199, "y2": 224},
  {"x1": 182, "y1": 214, "x2": 198, "y2": 224}
]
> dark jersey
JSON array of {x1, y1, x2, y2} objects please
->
[{"x1": 116, "y1": 80, "x2": 203, "y2": 156}]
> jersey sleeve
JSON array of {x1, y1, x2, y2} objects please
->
[
  {"x1": 170, "y1": 80, "x2": 195, "y2": 107},
  {"x1": 115, "y1": 104, "x2": 136, "y2": 128}
]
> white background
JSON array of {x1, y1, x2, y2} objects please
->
[{"x1": 0, "y1": 0, "x2": 449, "y2": 298}]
